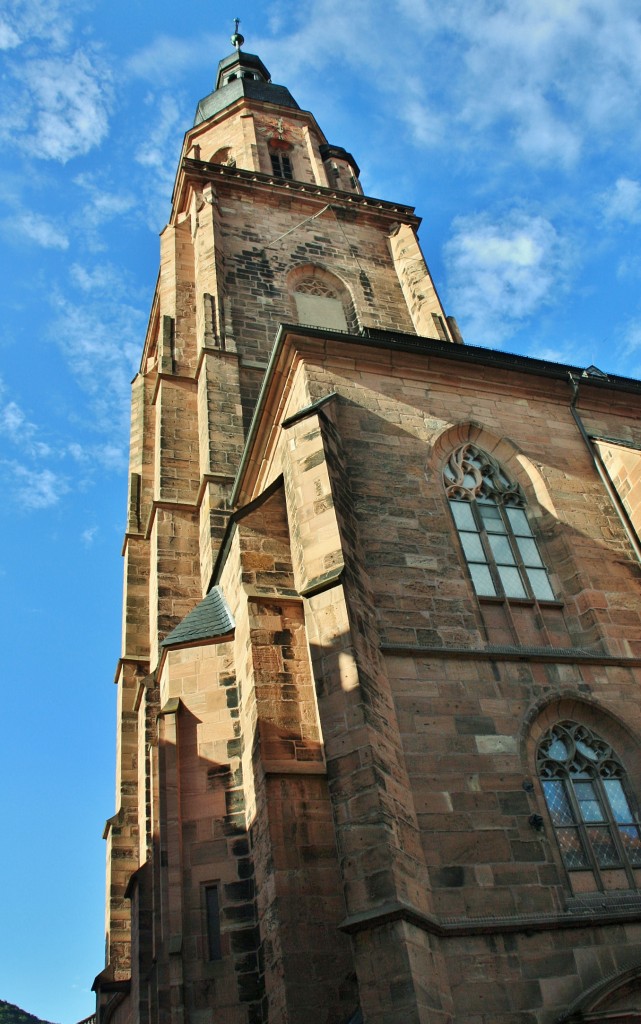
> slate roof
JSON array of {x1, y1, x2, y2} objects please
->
[
  {"x1": 161, "y1": 586, "x2": 235, "y2": 648},
  {"x1": 194, "y1": 78, "x2": 300, "y2": 124}
]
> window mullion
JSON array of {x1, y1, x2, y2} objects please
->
[
  {"x1": 565, "y1": 775, "x2": 604, "y2": 887},
  {"x1": 471, "y1": 501, "x2": 503, "y2": 596},
  {"x1": 499, "y1": 506, "x2": 532, "y2": 598},
  {"x1": 596, "y1": 776, "x2": 636, "y2": 887}
]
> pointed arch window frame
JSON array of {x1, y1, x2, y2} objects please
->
[
  {"x1": 537, "y1": 721, "x2": 641, "y2": 888},
  {"x1": 443, "y1": 443, "x2": 555, "y2": 602},
  {"x1": 289, "y1": 270, "x2": 357, "y2": 334}
]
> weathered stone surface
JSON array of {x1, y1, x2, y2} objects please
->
[{"x1": 98, "y1": 35, "x2": 641, "y2": 1024}]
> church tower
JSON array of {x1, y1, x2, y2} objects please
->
[{"x1": 95, "y1": 26, "x2": 641, "y2": 1024}]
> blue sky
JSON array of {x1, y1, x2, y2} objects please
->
[{"x1": 1, "y1": 0, "x2": 641, "y2": 1020}]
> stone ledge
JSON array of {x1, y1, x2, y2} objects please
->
[
  {"x1": 263, "y1": 759, "x2": 327, "y2": 775},
  {"x1": 339, "y1": 896, "x2": 641, "y2": 939},
  {"x1": 380, "y1": 642, "x2": 641, "y2": 666}
]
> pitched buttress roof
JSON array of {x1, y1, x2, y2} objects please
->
[{"x1": 161, "y1": 585, "x2": 234, "y2": 648}]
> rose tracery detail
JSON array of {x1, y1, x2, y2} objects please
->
[{"x1": 443, "y1": 443, "x2": 524, "y2": 505}]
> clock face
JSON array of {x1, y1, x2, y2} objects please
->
[{"x1": 256, "y1": 116, "x2": 299, "y2": 146}]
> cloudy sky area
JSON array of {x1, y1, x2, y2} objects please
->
[{"x1": 2, "y1": 0, "x2": 641, "y2": 1020}]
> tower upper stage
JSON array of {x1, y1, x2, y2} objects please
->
[
  {"x1": 180, "y1": 47, "x2": 363, "y2": 200},
  {"x1": 194, "y1": 50, "x2": 300, "y2": 125}
]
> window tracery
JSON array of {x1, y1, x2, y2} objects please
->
[
  {"x1": 292, "y1": 274, "x2": 350, "y2": 331},
  {"x1": 444, "y1": 443, "x2": 554, "y2": 601},
  {"x1": 537, "y1": 721, "x2": 641, "y2": 885},
  {"x1": 296, "y1": 279, "x2": 339, "y2": 298}
]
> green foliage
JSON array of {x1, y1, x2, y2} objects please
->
[{"x1": 0, "y1": 1001, "x2": 59, "y2": 1024}]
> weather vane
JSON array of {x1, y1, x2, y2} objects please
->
[{"x1": 231, "y1": 18, "x2": 244, "y2": 52}]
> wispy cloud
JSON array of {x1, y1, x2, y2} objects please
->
[
  {"x1": 70, "y1": 262, "x2": 129, "y2": 294},
  {"x1": 397, "y1": 0, "x2": 641, "y2": 166},
  {"x1": 51, "y1": 293, "x2": 144, "y2": 441},
  {"x1": 126, "y1": 32, "x2": 216, "y2": 83},
  {"x1": 0, "y1": 380, "x2": 52, "y2": 458},
  {"x1": 136, "y1": 93, "x2": 184, "y2": 171},
  {"x1": 81, "y1": 525, "x2": 98, "y2": 546},
  {"x1": 0, "y1": 0, "x2": 75, "y2": 51},
  {"x1": 71, "y1": 174, "x2": 136, "y2": 247},
  {"x1": 9, "y1": 463, "x2": 69, "y2": 509},
  {"x1": 9, "y1": 213, "x2": 69, "y2": 249},
  {"x1": 1, "y1": 50, "x2": 113, "y2": 163},
  {"x1": 444, "y1": 210, "x2": 569, "y2": 345},
  {"x1": 0, "y1": 20, "x2": 21, "y2": 49},
  {"x1": 68, "y1": 439, "x2": 128, "y2": 472},
  {"x1": 601, "y1": 177, "x2": 641, "y2": 225},
  {"x1": 133, "y1": 92, "x2": 188, "y2": 227},
  {"x1": 27, "y1": 53, "x2": 112, "y2": 162},
  {"x1": 257, "y1": 0, "x2": 641, "y2": 171}
]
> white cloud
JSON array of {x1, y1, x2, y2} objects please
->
[
  {"x1": 71, "y1": 175, "x2": 136, "y2": 244},
  {"x1": 2, "y1": 50, "x2": 113, "y2": 163},
  {"x1": 135, "y1": 93, "x2": 184, "y2": 171},
  {"x1": 9, "y1": 463, "x2": 69, "y2": 509},
  {"x1": 15, "y1": 213, "x2": 69, "y2": 249},
  {"x1": 51, "y1": 294, "x2": 144, "y2": 440},
  {"x1": 70, "y1": 263, "x2": 126, "y2": 293},
  {"x1": 0, "y1": 0, "x2": 75, "y2": 51},
  {"x1": 0, "y1": 20, "x2": 21, "y2": 49},
  {"x1": 1, "y1": 399, "x2": 35, "y2": 442},
  {"x1": 623, "y1": 319, "x2": 641, "y2": 352},
  {"x1": 617, "y1": 319, "x2": 641, "y2": 378},
  {"x1": 81, "y1": 525, "x2": 98, "y2": 546},
  {"x1": 601, "y1": 178, "x2": 641, "y2": 224},
  {"x1": 67, "y1": 439, "x2": 127, "y2": 472},
  {"x1": 444, "y1": 210, "x2": 568, "y2": 344},
  {"x1": 128, "y1": 93, "x2": 187, "y2": 228},
  {"x1": 126, "y1": 32, "x2": 217, "y2": 83},
  {"x1": 258, "y1": 0, "x2": 641, "y2": 170},
  {"x1": 528, "y1": 344, "x2": 581, "y2": 366},
  {"x1": 0, "y1": 385, "x2": 52, "y2": 457},
  {"x1": 27, "y1": 53, "x2": 112, "y2": 162}
]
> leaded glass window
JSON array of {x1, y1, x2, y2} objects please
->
[
  {"x1": 537, "y1": 722, "x2": 641, "y2": 883},
  {"x1": 443, "y1": 443, "x2": 554, "y2": 601},
  {"x1": 270, "y1": 151, "x2": 293, "y2": 180}
]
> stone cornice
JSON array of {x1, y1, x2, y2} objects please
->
[{"x1": 179, "y1": 157, "x2": 419, "y2": 223}]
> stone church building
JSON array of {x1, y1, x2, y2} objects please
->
[{"x1": 93, "y1": 29, "x2": 641, "y2": 1024}]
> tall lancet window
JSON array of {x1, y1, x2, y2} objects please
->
[
  {"x1": 537, "y1": 722, "x2": 641, "y2": 883},
  {"x1": 443, "y1": 443, "x2": 554, "y2": 600}
]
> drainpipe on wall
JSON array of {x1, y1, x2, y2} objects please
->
[{"x1": 568, "y1": 371, "x2": 641, "y2": 564}]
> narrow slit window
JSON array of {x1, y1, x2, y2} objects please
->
[
  {"x1": 443, "y1": 443, "x2": 554, "y2": 601},
  {"x1": 205, "y1": 884, "x2": 222, "y2": 961}
]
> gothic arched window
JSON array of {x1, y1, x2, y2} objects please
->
[
  {"x1": 293, "y1": 277, "x2": 349, "y2": 332},
  {"x1": 443, "y1": 443, "x2": 554, "y2": 601},
  {"x1": 537, "y1": 722, "x2": 641, "y2": 884}
]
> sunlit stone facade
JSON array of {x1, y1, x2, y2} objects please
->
[{"x1": 94, "y1": 38, "x2": 641, "y2": 1024}]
